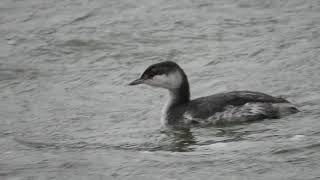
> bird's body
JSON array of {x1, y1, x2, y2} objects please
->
[
  {"x1": 129, "y1": 61, "x2": 298, "y2": 127},
  {"x1": 162, "y1": 90, "x2": 297, "y2": 127}
]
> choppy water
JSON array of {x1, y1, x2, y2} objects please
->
[{"x1": 1, "y1": 0, "x2": 320, "y2": 179}]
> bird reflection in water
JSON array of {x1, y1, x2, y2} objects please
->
[{"x1": 156, "y1": 128, "x2": 197, "y2": 152}]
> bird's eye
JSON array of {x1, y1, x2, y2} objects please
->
[{"x1": 143, "y1": 66, "x2": 166, "y2": 79}]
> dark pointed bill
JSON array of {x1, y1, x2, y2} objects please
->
[{"x1": 128, "y1": 78, "x2": 144, "y2": 85}]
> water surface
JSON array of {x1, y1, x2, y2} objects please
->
[{"x1": 1, "y1": 0, "x2": 320, "y2": 179}]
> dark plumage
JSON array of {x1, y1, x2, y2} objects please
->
[{"x1": 129, "y1": 61, "x2": 298, "y2": 127}]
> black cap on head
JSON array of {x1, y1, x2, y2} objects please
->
[{"x1": 129, "y1": 61, "x2": 181, "y2": 85}]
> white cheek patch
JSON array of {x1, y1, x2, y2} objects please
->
[
  {"x1": 144, "y1": 71, "x2": 182, "y2": 89},
  {"x1": 152, "y1": 74, "x2": 167, "y2": 84}
]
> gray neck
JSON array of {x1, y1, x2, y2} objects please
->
[
  {"x1": 161, "y1": 73, "x2": 190, "y2": 126},
  {"x1": 168, "y1": 67, "x2": 190, "y2": 107},
  {"x1": 168, "y1": 80, "x2": 190, "y2": 107}
]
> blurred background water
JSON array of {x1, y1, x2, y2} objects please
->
[{"x1": 0, "y1": 0, "x2": 320, "y2": 179}]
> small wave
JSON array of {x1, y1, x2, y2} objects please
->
[
  {"x1": 271, "y1": 142, "x2": 320, "y2": 155},
  {"x1": 14, "y1": 138, "x2": 110, "y2": 150},
  {"x1": 13, "y1": 137, "x2": 184, "y2": 152}
]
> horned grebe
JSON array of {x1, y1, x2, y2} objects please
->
[{"x1": 129, "y1": 61, "x2": 298, "y2": 127}]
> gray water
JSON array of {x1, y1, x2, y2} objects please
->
[{"x1": 1, "y1": 0, "x2": 320, "y2": 179}]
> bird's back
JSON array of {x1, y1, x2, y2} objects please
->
[{"x1": 168, "y1": 91, "x2": 297, "y2": 126}]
